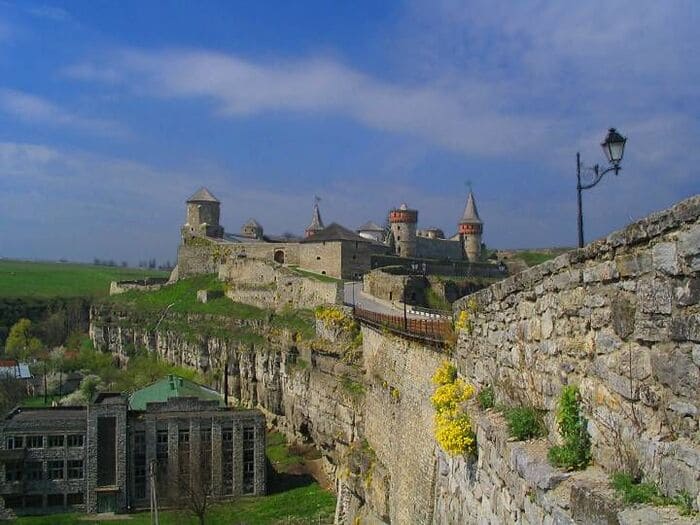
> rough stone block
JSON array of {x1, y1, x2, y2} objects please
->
[
  {"x1": 570, "y1": 482, "x2": 622, "y2": 525},
  {"x1": 637, "y1": 277, "x2": 672, "y2": 314},
  {"x1": 675, "y1": 278, "x2": 700, "y2": 307},
  {"x1": 616, "y1": 252, "x2": 651, "y2": 277},
  {"x1": 650, "y1": 347, "x2": 699, "y2": 398},
  {"x1": 652, "y1": 242, "x2": 680, "y2": 275},
  {"x1": 510, "y1": 446, "x2": 569, "y2": 490},
  {"x1": 677, "y1": 224, "x2": 700, "y2": 271},
  {"x1": 670, "y1": 313, "x2": 700, "y2": 342},
  {"x1": 583, "y1": 262, "x2": 620, "y2": 284}
]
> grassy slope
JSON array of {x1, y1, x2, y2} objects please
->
[
  {"x1": 0, "y1": 260, "x2": 167, "y2": 299},
  {"x1": 107, "y1": 274, "x2": 265, "y2": 319}
]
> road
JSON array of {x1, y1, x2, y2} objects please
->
[{"x1": 343, "y1": 281, "x2": 439, "y2": 319}]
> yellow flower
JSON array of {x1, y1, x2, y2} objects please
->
[{"x1": 431, "y1": 361, "x2": 457, "y2": 386}]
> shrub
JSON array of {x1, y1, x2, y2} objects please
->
[
  {"x1": 505, "y1": 407, "x2": 545, "y2": 441},
  {"x1": 548, "y1": 385, "x2": 591, "y2": 470},
  {"x1": 430, "y1": 363, "x2": 476, "y2": 456},
  {"x1": 432, "y1": 361, "x2": 457, "y2": 386},
  {"x1": 477, "y1": 385, "x2": 495, "y2": 409},
  {"x1": 611, "y1": 473, "x2": 669, "y2": 506},
  {"x1": 434, "y1": 412, "x2": 475, "y2": 456}
]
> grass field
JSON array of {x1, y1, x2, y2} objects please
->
[
  {"x1": 14, "y1": 485, "x2": 335, "y2": 524},
  {"x1": 0, "y1": 260, "x2": 167, "y2": 299}
]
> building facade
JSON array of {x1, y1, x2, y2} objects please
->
[{"x1": 0, "y1": 377, "x2": 266, "y2": 516}]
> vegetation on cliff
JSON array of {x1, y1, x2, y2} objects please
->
[
  {"x1": 548, "y1": 385, "x2": 591, "y2": 470},
  {"x1": 430, "y1": 361, "x2": 476, "y2": 456}
]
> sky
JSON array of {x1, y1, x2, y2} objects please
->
[{"x1": 0, "y1": 0, "x2": 698, "y2": 265}]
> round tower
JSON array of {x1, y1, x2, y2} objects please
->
[
  {"x1": 389, "y1": 203, "x2": 418, "y2": 258},
  {"x1": 458, "y1": 191, "x2": 483, "y2": 261},
  {"x1": 182, "y1": 187, "x2": 224, "y2": 240}
]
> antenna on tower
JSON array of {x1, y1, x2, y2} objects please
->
[
  {"x1": 314, "y1": 195, "x2": 321, "y2": 204},
  {"x1": 465, "y1": 180, "x2": 472, "y2": 192}
]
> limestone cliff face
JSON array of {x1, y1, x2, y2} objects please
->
[{"x1": 89, "y1": 305, "x2": 402, "y2": 523}]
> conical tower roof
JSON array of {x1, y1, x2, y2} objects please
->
[
  {"x1": 306, "y1": 202, "x2": 324, "y2": 233},
  {"x1": 187, "y1": 187, "x2": 219, "y2": 203},
  {"x1": 460, "y1": 191, "x2": 482, "y2": 225}
]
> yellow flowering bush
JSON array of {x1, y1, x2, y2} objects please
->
[
  {"x1": 430, "y1": 379, "x2": 475, "y2": 414},
  {"x1": 430, "y1": 362, "x2": 476, "y2": 456},
  {"x1": 432, "y1": 360, "x2": 457, "y2": 386},
  {"x1": 434, "y1": 413, "x2": 476, "y2": 456},
  {"x1": 315, "y1": 306, "x2": 357, "y2": 332},
  {"x1": 454, "y1": 298, "x2": 478, "y2": 334}
]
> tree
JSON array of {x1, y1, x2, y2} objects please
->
[
  {"x1": 179, "y1": 476, "x2": 213, "y2": 525},
  {"x1": 5, "y1": 319, "x2": 43, "y2": 360}
]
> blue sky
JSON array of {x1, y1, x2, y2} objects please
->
[{"x1": 0, "y1": 0, "x2": 698, "y2": 264}]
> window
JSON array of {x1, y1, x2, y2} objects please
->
[
  {"x1": 47, "y1": 493, "x2": 64, "y2": 507},
  {"x1": 67, "y1": 434, "x2": 84, "y2": 447},
  {"x1": 26, "y1": 435, "x2": 43, "y2": 448},
  {"x1": 242, "y1": 426, "x2": 255, "y2": 494},
  {"x1": 5, "y1": 461, "x2": 22, "y2": 482},
  {"x1": 133, "y1": 431, "x2": 146, "y2": 500},
  {"x1": 25, "y1": 461, "x2": 43, "y2": 481},
  {"x1": 48, "y1": 435, "x2": 64, "y2": 447},
  {"x1": 178, "y1": 428, "x2": 189, "y2": 446},
  {"x1": 316, "y1": 256, "x2": 321, "y2": 260},
  {"x1": 24, "y1": 495, "x2": 42, "y2": 508},
  {"x1": 3, "y1": 495, "x2": 22, "y2": 508},
  {"x1": 67, "y1": 493, "x2": 84, "y2": 505},
  {"x1": 156, "y1": 430, "x2": 168, "y2": 461},
  {"x1": 200, "y1": 425, "x2": 212, "y2": 483},
  {"x1": 48, "y1": 460, "x2": 64, "y2": 480},
  {"x1": 67, "y1": 460, "x2": 83, "y2": 479},
  {"x1": 6, "y1": 436, "x2": 23, "y2": 449},
  {"x1": 222, "y1": 428, "x2": 234, "y2": 495},
  {"x1": 97, "y1": 416, "x2": 116, "y2": 486}
]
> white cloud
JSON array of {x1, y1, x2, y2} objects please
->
[
  {"x1": 26, "y1": 5, "x2": 71, "y2": 22},
  {"x1": 0, "y1": 89, "x2": 127, "y2": 136}
]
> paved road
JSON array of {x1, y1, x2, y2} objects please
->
[{"x1": 343, "y1": 281, "x2": 439, "y2": 319}]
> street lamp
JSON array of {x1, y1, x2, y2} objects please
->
[{"x1": 576, "y1": 128, "x2": 627, "y2": 248}]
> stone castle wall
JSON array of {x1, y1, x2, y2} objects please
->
[
  {"x1": 453, "y1": 194, "x2": 700, "y2": 510},
  {"x1": 219, "y1": 258, "x2": 342, "y2": 310},
  {"x1": 416, "y1": 236, "x2": 463, "y2": 260}
]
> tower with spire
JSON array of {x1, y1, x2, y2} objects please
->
[
  {"x1": 182, "y1": 187, "x2": 224, "y2": 240},
  {"x1": 458, "y1": 191, "x2": 483, "y2": 261},
  {"x1": 305, "y1": 197, "x2": 325, "y2": 238}
]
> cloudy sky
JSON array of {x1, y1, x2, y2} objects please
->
[{"x1": 0, "y1": 1, "x2": 698, "y2": 264}]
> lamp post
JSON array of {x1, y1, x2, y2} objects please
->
[{"x1": 576, "y1": 128, "x2": 627, "y2": 248}]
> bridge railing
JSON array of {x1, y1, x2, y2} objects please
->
[{"x1": 352, "y1": 306, "x2": 453, "y2": 345}]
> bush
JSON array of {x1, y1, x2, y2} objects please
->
[
  {"x1": 548, "y1": 385, "x2": 591, "y2": 470},
  {"x1": 611, "y1": 472, "x2": 669, "y2": 506},
  {"x1": 504, "y1": 407, "x2": 545, "y2": 441},
  {"x1": 430, "y1": 362, "x2": 476, "y2": 456},
  {"x1": 477, "y1": 385, "x2": 494, "y2": 409}
]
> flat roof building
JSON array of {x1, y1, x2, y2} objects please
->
[{"x1": 0, "y1": 375, "x2": 266, "y2": 516}]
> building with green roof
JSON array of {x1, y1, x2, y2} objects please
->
[{"x1": 128, "y1": 374, "x2": 225, "y2": 410}]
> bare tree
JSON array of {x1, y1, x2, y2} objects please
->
[{"x1": 178, "y1": 476, "x2": 214, "y2": 525}]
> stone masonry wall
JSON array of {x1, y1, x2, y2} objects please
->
[
  {"x1": 453, "y1": 194, "x2": 700, "y2": 509},
  {"x1": 416, "y1": 236, "x2": 464, "y2": 260},
  {"x1": 219, "y1": 258, "x2": 342, "y2": 310}
]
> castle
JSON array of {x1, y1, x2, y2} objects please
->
[{"x1": 176, "y1": 187, "x2": 487, "y2": 280}]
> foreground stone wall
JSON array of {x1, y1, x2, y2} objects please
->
[{"x1": 453, "y1": 194, "x2": 700, "y2": 508}]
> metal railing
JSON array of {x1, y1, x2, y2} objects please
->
[{"x1": 352, "y1": 306, "x2": 453, "y2": 345}]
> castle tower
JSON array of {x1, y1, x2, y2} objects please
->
[
  {"x1": 389, "y1": 203, "x2": 418, "y2": 258},
  {"x1": 305, "y1": 199, "x2": 325, "y2": 238},
  {"x1": 241, "y1": 218, "x2": 263, "y2": 239},
  {"x1": 182, "y1": 187, "x2": 224, "y2": 240},
  {"x1": 459, "y1": 191, "x2": 483, "y2": 261}
]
